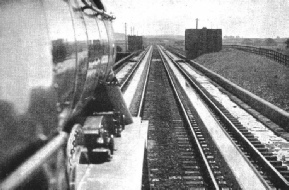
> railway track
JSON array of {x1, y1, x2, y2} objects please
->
[
  {"x1": 140, "y1": 46, "x2": 235, "y2": 189},
  {"x1": 71, "y1": 44, "x2": 289, "y2": 189},
  {"x1": 160, "y1": 46, "x2": 289, "y2": 189},
  {"x1": 114, "y1": 47, "x2": 150, "y2": 91}
]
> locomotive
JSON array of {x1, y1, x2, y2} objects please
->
[{"x1": 0, "y1": 0, "x2": 132, "y2": 189}]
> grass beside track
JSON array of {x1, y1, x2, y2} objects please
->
[{"x1": 194, "y1": 47, "x2": 289, "y2": 112}]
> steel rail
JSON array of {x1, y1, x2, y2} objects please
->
[
  {"x1": 164, "y1": 47, "x2": 288, "y2": 189},
  {"x1": 136, "y1": 48, "x2": 153, "y2": 117},
  {"x1": 158, "y1": 46, "x2": 220, "y2": 190}
]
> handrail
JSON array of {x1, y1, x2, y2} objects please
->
[{"x1": 0, "y1": 132, "x2": 68, "y2": 190}]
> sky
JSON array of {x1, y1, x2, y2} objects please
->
[{"x1": 103, "y1": 0, "x2": 289, "y2": 38}]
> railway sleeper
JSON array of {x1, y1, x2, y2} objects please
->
[
  {"x1": 174, "y1": 129, "x2": 187, "y2": 133},
  {"x1": 177, "y1": 139, "x2": 190, "y2": 143},
  {"x1": 213, "y1": 170, "x2": 222, "y2": 175},
  {"x1": 257, "y1": 147, "x2": 271, "y2": 152},
  {"x1": 177, "y1": 135, "x2": 189, "y2": 139},
  {"x1": 202, "y1": 147, "x2": 211, "y2": 152},
  {"x1": 254, "y1": 144, "x2": 266, "y2": 148},
  {"x1": 200, "y1": 143, "x2": 208, "y2": 147},
  {"x1": 180, "y1": 156, "x2": 196, "y2": 160},
  {"x1": 177, "y1": 137, "x2": 190, "y2": 141},
  {"x1": 237, "y1": 128, "x2": 249, "y2": 133},
  {"x1": 178, "y1": 147, "x2": 193, "y2": 152},
  {"x1": 279, "y1": 171, "x2": 289, "y2": 176},
  {"x1": 195, "y1": 131, "x2": 203, "y2": 135},
  {"x1": 218, "y1": 180, "x2": 228, "y2": 186},
  {"x1": 206, "y1": 155, "x2": 214, "y2": 159},
  {"x1": 240, "y1": 132, "x2": 255, "y2": 137},
  {"x1": 183, "y1": 174, "x2": 204, "y2": 180},
  {"x1": 182, "y1": 160, "x2": 198, "y2": 165},
  {"x1": 180, "y1": 152, "x2": 195, "y2": 156},
  {"x1": 184, "y1": 180, "x2": 205, "y2": 186},
  {"x1": 208, "y1": 160, "x2": 217, "y2": 164},
  {"x1": 184, "y1": 170, "x2": 202, "y2": 176},
  {"x1": 230, "y1": 120, "x2": 242, "y2": 125},
  {"x1": 215, "y1": 175, "x2": 225, "y2": 180},
  {"x1": 250, "y1": 140, "x2": 262, "y2": 145},
  {"x1": 245, "y1": 136, "x2": 259, "y2": 141},
  {"x1": 191, "y1": 123, "x2": 199, "y2": 128},
  {"x1": 192, "y1": 126, "x2": 201, "y2": 130},
  {"x1": 178, "y1": 144, "x2": 192, "y2": 148},
  {"x1": 198, "y1": 137, "x2": 205, "y2": 141},
  {"x1": 182, "y1": 165, "x2": 200, "y2": 170},
  {"x1": 190, "y1": 120, "x2": 198, "y2": 125},
  {"x1": 274, "y1": 165, "x2": 288, "y2": 171},
  {"x1": 264, "y1": 155, "x2": 278, "y2": 161},
  {"x1": 199, "y1": 142, "x2": 208, "y2": 147},
  {"x1": 175, "y1": 131, "x2": 187, "y2": 135},
  {"x1": 210, "y1": 165, "x2": 220, "y2": 170},
  {"x1": 270, "y1": 161, "x2": 283, "y2": 167}
]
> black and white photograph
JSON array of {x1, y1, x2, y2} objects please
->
[{"x1": 1, "y1": 0, "x2": 289, "y2": 189}]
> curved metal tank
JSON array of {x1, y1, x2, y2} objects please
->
[{"x1": 0, "y1": 0, "x2": 131, "y2": 184}]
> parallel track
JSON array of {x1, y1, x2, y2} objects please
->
[
  {"x1": 117, "y1": 47, "x2": 150, "y2": 91},
  {"x1": 164, "y1": 46, "x2": 289, "y2": 189}
]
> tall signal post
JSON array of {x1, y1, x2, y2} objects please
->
[{"x1": 125, "y1": 23, "x2": 127, "y2": 52}]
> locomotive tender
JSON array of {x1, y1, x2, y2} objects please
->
[{"x1": 0, "y1": 0, "x2": 132, "y2": 189}]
